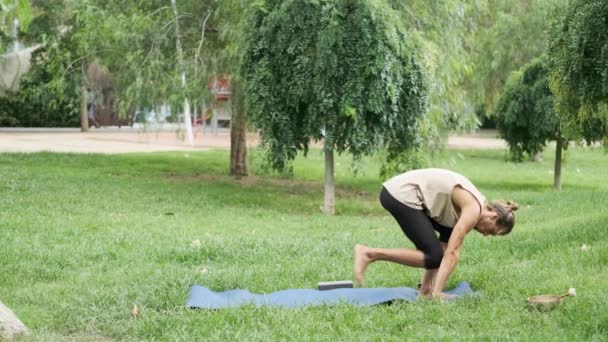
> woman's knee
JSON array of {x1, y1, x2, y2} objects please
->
[{"x1": 424, "y1": 248, "x2": 444, "y2": 269}]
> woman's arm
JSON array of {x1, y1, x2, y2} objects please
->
[{"x1": 431, "y1": 187, "x2": 481, "y2": 297}]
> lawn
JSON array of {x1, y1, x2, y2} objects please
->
[{"x1": 1, "y1": 146, "x2": 607, "y2": 341}]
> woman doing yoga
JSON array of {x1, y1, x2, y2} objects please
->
[{"x1": 353, "y1": 168, "x2": 518, "y2": 299}]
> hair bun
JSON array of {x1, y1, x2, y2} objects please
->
[{"x1": 506, "y1": 201, "x2": 519, "y2": 212}]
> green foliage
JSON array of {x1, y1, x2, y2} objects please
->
[
  {"x1": 3, "y1": 0, "x2": 244, "y2": 124},
  {"x1": 494, "y1": 57, "x2": 560, "y2": 161},
  {"x1": 548, "y1": 0, "x2": 608, "y2": 143},
  {"x1": 0, "y1": 0, "x2": 31, "y2": 48},
  {"x1": 468, "y1": 0, "x2": 569, "y2": 118},
  {"x1": 0, "y1": 56, "x2": 80, "y2": 127},
  {"x1": 357, "y1": 0, "x2": 569, "y2": 137},
  {"x1": 0, "y1": 75, "x2": 80, "y2": 127},
  {"x1": 0, "y1": 0, "x2": 33, "y2": 51},
  {"x1": 387, "y1": 1, "x2": 483, "y2": 135},
  {"x1": 252, "y1": 147, "x2": 295, "y2": 178},
  {"x1": 378, "y1": 148, "x2": 429, "y2": 179},
  {"x1": 1, "y1": 0, "x2": 23, "y2": 51},
  {"x1": 0, "y1": 1, "x2": 82, "y2": 126},
  {"x1": 242, "y1": 0, "x2": 428, "y2": 171},
  {"x1": 20, "y1": 0, "x2": 67, "y2": 45},
  {"x1": 63, "y1": 0, "x2": 246, "y2": 119},
  {"x1": 0, "y1": 47, "x2": 80, "y2": 127},
  {"x1": 0, "y1": 29, "x2": 8, "y2": 51},
  {"x1": 16, "y1": 0, "x2": 31, "y2": 30}
]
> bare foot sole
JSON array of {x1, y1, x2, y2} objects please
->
[{"x1": 353, "y1": 244, "x2": 371, "y2": 287}]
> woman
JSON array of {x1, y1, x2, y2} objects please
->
[{"x1": 353, "y1": 168, "x2": 518, "y2": 298}]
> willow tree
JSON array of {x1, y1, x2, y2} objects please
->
[
  {"x1": 0, "y1": 0, "x2": 33, "y2": 98},
  {"x1": 548, "y1": 0, "x2": 608, "y2": 144},
  {"x1": 0, "y1": 0, "x2": 32, "y2": 53},
  {"x1": 205, "y1": 0, "x2": 250, "y2": 177},
  {"x1": 468, "y1": 0, "x2": 568, "y2": 118},
  {"x1": 386, "y1": 0, "x2": 486, "y2": 137},
  {"x1": 72, "y1": 0, "x2": 206, "y2": 136},
  {"x1": 494, "y1": 57, "x2": 566, "y2": 190},
  {"x1": 243, "y1": 0, "x2": 428, "y2": 214}
]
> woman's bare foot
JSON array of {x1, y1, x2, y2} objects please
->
[
  {"x1": 353, "y1": 244, "x2": 372, "y2": 287},
  {"x1": 418, "y1": 287, "x2": 432, "y2": 299}
]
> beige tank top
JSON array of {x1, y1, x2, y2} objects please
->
[{"x1": 383, "y1": 168, "x2": 486, "y2": 227}]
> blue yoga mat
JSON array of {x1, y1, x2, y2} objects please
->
[{"x1": 186, "y1": 282, "x2": 476, "y2": 309}]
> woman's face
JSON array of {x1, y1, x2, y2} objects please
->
[{"x1": 475, "y1": 208, "x2": 502, "y2": 236}]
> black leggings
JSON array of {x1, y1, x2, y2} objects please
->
[{"x1": 379, "y1": 187, "x2": 452, "y2": 269}]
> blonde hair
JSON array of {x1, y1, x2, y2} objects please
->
[{"x1": 488, "y1": 200, "x2": 519, "y2": 235}]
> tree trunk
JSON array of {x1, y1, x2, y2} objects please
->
[
  {"x1": 323, "y1": 148, "x2": 335, "y2": 215},
  {"x1": 0, "y1": 300, "x2": 29, "y2": 339},
  {"x1": 230, "y1": 81, "x2": 248, "y2": 177},
  {"x1": 80, "y1": 82, "x2": 89, "y2": 132},
  {"x1": 183, "y1": 98, "x2": 194, "y2": 145},
  {"x1": 192, "y1": 99, "x2": 197, "y2": 129},
  {"x1": 170, "y1": 0, "x2": 194, "y2": 146},
  {"x1": 554, "y1": 136, "x2": 562, "y2": 191}
]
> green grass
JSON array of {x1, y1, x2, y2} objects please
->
[{"x1": 1, "y1": 146, "x2": 607, "y2": 341}]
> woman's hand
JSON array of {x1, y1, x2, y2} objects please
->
[
  {"x1": 433, "y1": 188, "x2": 481, "y2": 294},
  {"x1": 431, "y1": 292, "x2": 456, "y2": 301},
  {"x1": 419, "y1": 290, "x2": 455, "y2": 301}
]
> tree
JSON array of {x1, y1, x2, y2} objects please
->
[
  {"x1": 387, "y1": 0, "x2": 485, "y2": 138},
  {"x1": 105, "y1": 0, "x2": 249, "y2": 174},
  {"x1": 69, "y1": 2, "x2": 116, "y2": 132},
  {"x1": 11, "y1": 0, "x2": 120, "y2": 131},
  {"x1": 548, "y1": 0, "x2": 608, "y2": 144},
  {"x1": 494, "y1": 57, "x2": 566, "y2": 190},
  {"x1": 229, "y1": 79, "x2": 248, "y2": 177},
  {"x1": 242, "y1": 0, "x2": 428, "y2": 214},
  {"x1": 0, "y1": 45, "x2": 80, "y2": 127},
  {"x1": 467, "y1": 0, "x2": 569, "y2": 119},
  {"x1": 58, "y1": 1, "x2": 231, "y2": 136},
  {"x1": 0, "y1": 1, "x2": 82, "y2": 126},
  {"x1": 71, "y1": 0, "x2": 249, "y2": 174},
  {"x1": 385, "y1": 1, "x2": 569, "y2": 142},
  {"x1": 45, "y1": 0, "x2": 250, "y2": 172},
  {"x1": 199, "y1": 0, "x2": 249, "y2": 177},
  {"x1": 0, "y1": 0, "x2": 34, "y2": 97},
  {"x1": 0, "y1": 0, "x2": 32, "y2": 52}
]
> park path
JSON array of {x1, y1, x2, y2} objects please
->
[{"x1": 0, "y1": 127, "x2": 506, "y2": 154}]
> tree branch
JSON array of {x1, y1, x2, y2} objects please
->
[
  {"x1": 194, "y1": 10, "x2": 212, "y2": 70},
  {"x1": 63, "y1": 48, "x2": 120, "y2": 79}
]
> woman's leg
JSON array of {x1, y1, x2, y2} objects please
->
[
  {"x1": 354, "y1": 187, "x2": 444, "y2": 287},
  {"x1": 419, "y1": 269, "x2": 437, "y2": 296},
  {"x1": 418, "y1": 242, "x2": 447, "y2": 295},
  {"x1": 354, "y1": 244, "x2": 425, "y2": 286}
]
